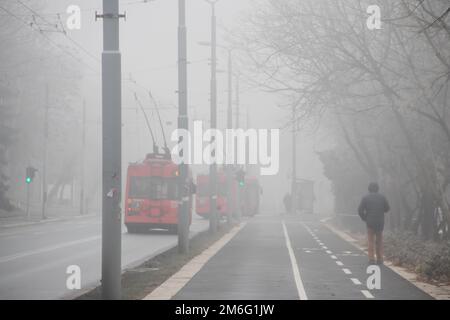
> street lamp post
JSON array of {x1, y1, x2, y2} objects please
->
[
  {"x1": 80, "y1": 99, "x2": 86, "y2": 216},
  {"x1": 98, "y1": 0, "x2": 124, "y2": 300},
  {"x1": 42, "y1": 84, "x2": 49, "y2": 220},
  {"x1": 291, "y1": 103, "x2": 297, "y2": 215},
  {"x1": 206, "y1": 0, "x2": 220, "y2": 234},
  {"x1": 178, "y1": 0, "x2": 190, "y2": 254},
  {"x1": 199, "y1": 40, "x2": 234, "y2": 227},
  {"x1": 234, "y1": 73, "x2": 242, "y2": 221},
  {"x1": 226, "y1": 49, "x2": 233, "y2": 227}
]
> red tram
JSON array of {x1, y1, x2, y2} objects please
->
[{"x1": 124, "y1": 153, "x2": 193, "y2": 233}]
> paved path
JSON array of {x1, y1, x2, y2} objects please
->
[{"x1": 174, "y1": 214, "x2": 433, "y2": 300}]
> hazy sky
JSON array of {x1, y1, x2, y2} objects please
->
[{"x1": 39, "y1": 0, "x2": 333, "y2": 214}]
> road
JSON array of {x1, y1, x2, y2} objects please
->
[
  {"x1": 174, "y1": 214, "x2": 433, "y2": 300},
  {"x1": 0, "y1": 214, "x2": 208, "y2": 300}
]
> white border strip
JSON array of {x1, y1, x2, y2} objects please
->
[{"x1": 282, "y1": 220, "x2": 308, "y2": 300}]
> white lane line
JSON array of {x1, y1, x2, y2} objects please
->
[
  {"x1": 0, "y1": 236, "x2": 100, "y2": 264},
  {"x1": 282, "y1": 220, "x2": 308, "y2": 300},
  {"x1": 0, "y1": 232, "x2": 22, "y2": 238},
  {"x1": 351, "y1": 278, "x2": 362, "y2": 285},
  {"x1": 331, "y1": 255, "x2": 337, "y2": 259},
  {"x1": 361, "y1": 290, "x2": 375, "y2": 299},
  {"x1": 326, "y1": 250, "x2": 332, "y2": 254},
  {"x1": 322, "y1": 246, "x2": 328, "y2": 249},
  {"x1": 336, "y1": 261, "x2": 344, "y2": 266},
  {"x1": 342, "y1": 268, "x2": 352, "y2": 274}
]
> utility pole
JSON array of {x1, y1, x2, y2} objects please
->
[
  {"x1": 178, "y1": 0, "x2": 190, "y2": 254},
  {"x1": 291, "y1": 103, "x2": 297, "y2": 215},
  {"x1": 235, "y1": 74, "x2": 240, "y2": 129},
  {"x1": 235, "y1": 74, "x2": 241, "y2": 220},
  {"x1": 41, "y1": 84, "x2": 49, "y2": 220},
  {"x1": 80, "y1": 100, "x2": 86, "y2": 215},
  {"x1": 26, "y1": 182, "x2": 30, "y2": 218},
  {"x1": 206, "y1": 0, "x2": 219, "y2": 234},
  {"x1": 227, "y1": 52, "x2": 232, "y2": 132},
  {"x1": 226, "y1": 49, "x2": 233, "y2": 227},
  {"x1": 98, "y1": 0, "x2": 124, "y2": 300}
]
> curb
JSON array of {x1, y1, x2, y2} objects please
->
[
  {"x1": 66, "y1": 223, "x2": 210, "y2": 300},
  {"x1": 324, "y1": 221, "x2": 450, "y2": 300}
]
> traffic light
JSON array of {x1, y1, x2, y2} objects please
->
[
  {"x1": 25, "y1": 166, "x2": 37, "y2": 184},
  {"x1": 236, "y1": 169, "x2": 246, "y2": 187}
]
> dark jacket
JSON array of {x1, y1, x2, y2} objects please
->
[{"x1": 358, "y1": 192, "x2": 390, "y2": 231}]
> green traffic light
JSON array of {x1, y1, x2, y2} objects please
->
[
  {"x1": 239, "y1": 181, "x2": 245, "y2": 187},
  {"x1": 26, "y1": 177, "x2": 32, "y2": 184}
]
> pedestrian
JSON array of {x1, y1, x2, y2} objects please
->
[
  {"x1": 358, "y1": 182, "x2": 390, "y2": 265},
  {"x1": 283, "y1": 193, "x2": 292, "y2": 214}
]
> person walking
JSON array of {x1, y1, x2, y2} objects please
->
[
  {"x1": 358, "y1": 182, "x2": 390, "y2": 265},
  {"x1": 283, "y1": 193, "x2": 292, "y2": 214}
]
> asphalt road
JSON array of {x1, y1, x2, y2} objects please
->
[
  {"x1": 175, "y1": 214, "x2": 433, "y2": 300},
  {"x1": 0, "y1": 214, "x2": 208, "y2": 300}
]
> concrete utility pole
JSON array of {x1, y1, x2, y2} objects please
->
[
  {"x1": 291, "y1": 103, "x2": 297, "y2": 215},
  {"x1": 178, "y1": 0, "x2": 190, "y2": 254},
  {"x1": 206, "y1": 0, "x2": 220, "y2": 234},
  {"x1": 234, "y1": 74, "x2": 242, "y2": 220},
  {"x1": 235, "y1": 74, "x2": 240, "y2": 129},
  {"x1": 197, "y1": 41, "x2": 233, "y2": 226},
  {"x1": 41, "y1": 84, "x2": 49, "y2": 220},
  {"x1": 26, "y1": 181, "x2": 30, "y2": 218},
  {"x1": 227, "y1": 52, "x2": 232, "y2": 132},
  {"x1": 226, "y1": 49, "x2": 233, "y2": 227},
  {"x1": 98, "y1": 0, "x2": 124, "y2": 300},
  {"x1": 80, "y1": 100, "x2": 86, "y2": 215}
]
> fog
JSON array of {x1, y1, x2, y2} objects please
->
[
  {"x1": 0, "y1": 0, "x2": 333, "y2": 217},
  {"x1": 1, "y1": 0, "x2": 449, "y2": 301}
]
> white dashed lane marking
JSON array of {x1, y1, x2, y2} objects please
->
[
  {"x1": 302, "y1": 222, "x2": 376, "y2": 299},
  {"x1": 361, "y1": 290, "x2": 375, "y2": 299},
  {"x1": 342, "y1": 268, "x2": 352, "y2": 275}
]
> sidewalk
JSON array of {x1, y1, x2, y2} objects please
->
[
  {"x1": 146, "y1": 215, "x2": 299, "y2": 300},
  {"x1": 144, "y1": 214, "x2": 434, "y2": 300},
  {"x1": 0, "y1": 206, "x2": 98, "y2": 228}
]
